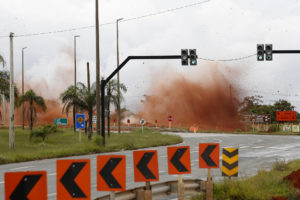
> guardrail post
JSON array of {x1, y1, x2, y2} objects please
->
[{"x1": 145, "y1": 181, "x2": 152, "y2": 200}]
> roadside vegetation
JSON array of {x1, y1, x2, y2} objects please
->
[
  {"x1": 193, "y1": 160, "x2": 300, "y2": 200},
  {"x1": 0, "y1": 127, "x2": 182, "y2": 164}
]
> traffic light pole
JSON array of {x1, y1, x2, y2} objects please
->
[{"x1": 100, "y1": 55, "x2": 182, "y2": 145}]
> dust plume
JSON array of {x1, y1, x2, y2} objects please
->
[
  {"x1": 0, "y1": 46, "x2": 75, "y2": 127},
  {"x1": 139, "y1": 63, "x2": 244, "y2": 131}
]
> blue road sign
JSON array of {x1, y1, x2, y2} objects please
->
[{"x1": 75, "y1": 114, "x2": 86, "y2": 129}]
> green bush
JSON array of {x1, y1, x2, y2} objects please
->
[
  {"x1": 94, "y1": 136, "x2": 102, "y2": 146},
  {"x1": 272, "y1": 160, "x2": 289, "y2": 171},
  {"x1": 271, "y1": 124, "x2": 280, "y2": 132},
  {"x1": 30, "y1": 125, "x2": 58, "y2": 141}
]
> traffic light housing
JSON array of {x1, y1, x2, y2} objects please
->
[
  {"x1": 181, "y1": 49, "x2": 188, "y2": 65},
  {"x1": 265, "y1": 44, "x2": 273, "y2": 61},
  {"x1": 257, "y1": 44, "x2": 264, "y2": 61},
  {"x1": 189, "y1": 49, "x2": 197, "y2": 65}
]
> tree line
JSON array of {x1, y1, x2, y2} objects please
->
[{"x1": 240, "y1": 95, "x2": 299, "y2": 122}]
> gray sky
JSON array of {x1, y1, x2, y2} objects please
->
[{"x1": 1, "y1": 0, "x2": 300, "y2": 112}]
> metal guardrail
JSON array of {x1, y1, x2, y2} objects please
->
[{"x1": 94, "y1": 179, "x2": 206, "y2": 200}]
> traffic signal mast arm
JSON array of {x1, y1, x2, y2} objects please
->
[
  {"x1": 101, "y1": 54, "x2": 189, "y2": 145},
  {"x1": 272, "y1": 50, "x2": 300, "y2": 54}
]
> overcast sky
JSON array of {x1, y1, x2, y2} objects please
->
[{"x1": 1, "y1": 0, "x2": 300, "y2": 112}]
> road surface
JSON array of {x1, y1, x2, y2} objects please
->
[{"x1": 0, "y1": 132, "x2": 300, "y2": 200}]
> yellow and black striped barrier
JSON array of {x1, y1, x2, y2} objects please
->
[{"x1": 222, "y1": 148, "x2": 238, "y2": 177}]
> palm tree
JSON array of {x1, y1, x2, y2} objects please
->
[
  {"x1": 19, "y1": 89, "x2": 47, "y2": 131},
  {"x1": 60, "y1": 82, "x2": 96, "y2": 139},
  {"x1": 105, "y1": 79, "x2": 127, "y2": 112},
  {"x1": 105, "y1": 79, "x2": 127, "y2": 135},
  {"x1": 59, "y1": 85, "x2": 77, "y2": 132},
  {"x1": 0, "y1": 55, "x2": 5, "y2": 68},
  {"x1": 0, "y1": 70, "x2": 19, "y2": 120}
]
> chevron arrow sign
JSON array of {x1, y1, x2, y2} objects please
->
[{"x1": 222, "y1": 148, "x2": 238, "y2": 177}]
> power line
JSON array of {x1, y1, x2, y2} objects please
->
[
  {"x1": 198, "y1": 53, "x2": 257, "y2": 62},
  {"x1": 0, "y1": 0, "x2": 210, "y2": 38},
  {"x1": 122, "y1": 0, "x2": 210, "y2": 22}
]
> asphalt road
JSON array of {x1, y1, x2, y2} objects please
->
[{"x1": 0, "y1": 133, "x2": 300, "y2": 200}]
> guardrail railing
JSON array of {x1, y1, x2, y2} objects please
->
[{"x1": 95, "y1": 179, "x2": 206, "y2": 200}]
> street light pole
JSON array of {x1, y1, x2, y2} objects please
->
[
  {"x1": 96, "y1": 0, "x2": 101, "y2": 135},
  {"x1": 73, "y1": 35, "x2": 80, "y2": 132},
  {"x1": 22, "y1": 47, "x2": 27, "y2": 130},
  {"x1": 116, "y1": 18, "x2": 123, "y2": 134},
  {"x1": 9, "y1": 32, "x2": 14, "y2": 149}
]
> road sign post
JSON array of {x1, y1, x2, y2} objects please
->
[
  {"x1": 168, "y1": 116, "x2": 173, "y2": 129},
  {"x1": 167, "y1": 146, "x2": 191, "y2": 200},
  {"x1": 127, "y1": 119, "x2": 130, "y2": 131},
  {"x1": 199, "y1": 143, "x2": 220, "y2": 200},
  {"x1": 75, "y1": 114, "x2": 85, "y2": 143},
  {"x1": 140, "y1": 119, "x2": 146, "y2": 134}
]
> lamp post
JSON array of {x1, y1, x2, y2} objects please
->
[
  {"x1": 22, "y1": 46, "x2": 27, "y2": 130},
  {"x1": 116, "y1": 18, "x2": 123, "y2": 134},
  {"x1": 73, "y1": 35, "x2": 80, "y2": 132}
]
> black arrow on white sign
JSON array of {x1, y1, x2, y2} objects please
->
[
  {"x1": 170, "y1": 148, "x2": 188, "y2": 172},
  {"x1": 136, "y1": 152, "x2": 156, "y2": 179},
  {"x1": 10, "y1": 174, "x2": 42, "y2": 200},
  {"x1": 60, "y1": 162, "x2": 87, "y2": 198},
  {"x1": 100, "y1": 158, "x2": 122, "y2": 188},
  {"x1": 201, "y1": 145, "x2": 217, "y2": 166}
]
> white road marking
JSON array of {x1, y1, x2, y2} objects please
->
[
  {"x1": 0, "y1": 181, "x2": 4, "y2": 184},
  {"x1": 240, "y1": 146, "x2": 250, "y2": 149},
  {"x1": 252, "y1": 146, "x2": 264, "y2": 149},
  {"x1": 160, "y1": 156, "x2": 167, "y2": 158},
  {"x1": 9, "y1": 166, "x2": 35, "y2": 171},
  {"x1": 159, "y1": 171, "x2": 166, "y2": 173},
  {"x1": 48, "y1": 173, "x2": 56, "y2": 176},
  {"x1": 48, "y1": 193, "x2": 56, "y2": 197},
  {"x1": 269, "y1": 146, "x2": 290, "y2": 150},
  {"x1": 191, "y1": 151, "x2": 198, "y2": 153}
]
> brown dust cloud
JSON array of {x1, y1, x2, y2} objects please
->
[{"x1": 139, "y1": 63, "x2": 245, "y2": 131}]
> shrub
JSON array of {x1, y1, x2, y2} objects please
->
[
  {"x1": 30, "y1": 125, "x2": 58, "y2": 141},
  {"x1": 272, "y1": 160, "x2": 289, "y2": 171},
  {"x1": 94, "y1": 136, "x2": 102, "y2": 146}
]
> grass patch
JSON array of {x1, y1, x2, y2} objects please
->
[
  {"x1": 194, "y1": 160, "x2": 300, "y2": 200},
  {"x1": 0, "y1": 127, "x2": 182, "y2": 164}
]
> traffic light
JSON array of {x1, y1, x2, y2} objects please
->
[
  {"x1": 189, "y1": 49, "x2": 197, "y2": 65},
  {"x1": 181, "y1": 49, "x2": 188, "y2": 65},
  {"x1": 265, "y1": 44, "x2": 273, "y2": 61},
  {"x1": 257, "y1": 44, "x2": 264, "y2": 61}
]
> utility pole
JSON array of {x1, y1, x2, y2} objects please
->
[
  {"x1": 3, "y1": 95, "x2": 6, "y2": 124},
  {"x1": 22, "y1": 46, "x2": 27, "y2": 130},
  {"x1": 116, "y1": 18, "x2": 123, "y2": 134},
  {"x1": 73, "y1": 35, "x2": 80, "y2": 132},
  {"x1": 9, "y1": 32, "x2": 14, "y2": 149},
  {"x1": 87, "y1": 62, "x2": 90, "y2": 92},
  {"x1": 95, "y1": 0, "x2": 101, "y2": 135}
]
